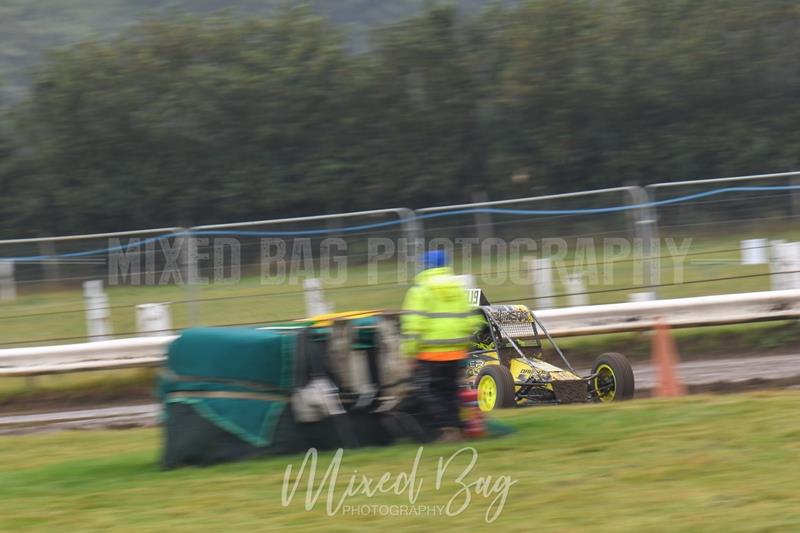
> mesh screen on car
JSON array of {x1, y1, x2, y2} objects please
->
[
  {"x1": 551, "y1": 380, "x2": 588, "y2": 403},
  {"x1": 486, "y1": 305, "x2": 538, "y2": 340}
]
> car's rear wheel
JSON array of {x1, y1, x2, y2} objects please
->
[
  {"x1": 591, "y1": 352, "x2": 635, "y2": 402},
  {"x1": 475, "y1": 365, "x2": 516, "y2": 412}
]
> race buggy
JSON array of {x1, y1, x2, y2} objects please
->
[{"x1": 465, "y1": 290, "x2": 635, "y2": 411}]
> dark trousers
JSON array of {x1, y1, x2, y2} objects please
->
[{"x1": 414, "y1": 360, "x2": 462, "y2": 432}]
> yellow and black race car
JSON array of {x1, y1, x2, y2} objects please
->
[{"x1": 466, "y1": 291, "x2": 635, "y2": 412}]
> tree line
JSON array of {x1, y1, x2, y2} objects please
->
[{"x1": 2, "y1": 1, "x2": 800, "y2": 237}]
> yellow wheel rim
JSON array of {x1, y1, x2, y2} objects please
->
[
  {"x1": 594, "y1": 364, "x2": 616, "y2": 402},
  {"x1": 477, "y1": 375, "x2": 497, "y2": 412}
]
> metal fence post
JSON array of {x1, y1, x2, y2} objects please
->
[
  {"x1": 0, "y1": 261, "x2": 15, "y2": 302},
  {"x1": 398, "y1": 207, "x2": 422, "y2": 282},
  {"x1": 38, "y1": 240, "x2": 60, "y2": 287},
  {"x1": 471, "y1": 191, "x2": 494, "y2": 242},
  {"x1": 179, "y1": 228, "x2": 201, "y2": 327},
  {"x1": 791, "y1": 174, "x2": 800, "y2": 216}
]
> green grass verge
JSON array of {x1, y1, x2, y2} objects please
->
[
  {"x1": 553, "y1": 320, "x2": 800, "y2": 365},
  {"x1": 0, "y1": 368, "x2": 156, "y2": 409},
  {"x1": 1, "y1": 392, "x2": 799, "y2": 531}
]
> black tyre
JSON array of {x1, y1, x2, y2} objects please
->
[
  {"x1": 591, "y1": 352, "x2": 635, "y2": 402},
  {"x1": 475, "y1": 365, "x2": 516, "y2": 412}
]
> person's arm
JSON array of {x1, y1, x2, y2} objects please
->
[
  {"x1": 468, "y1": 307, "x2": 486, "y2": 336},
  {"x1": 400, "y1": 285, "x2": 427, "y2": 357}
]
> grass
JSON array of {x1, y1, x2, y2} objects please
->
[
  {"x1": 0, "y1": 392, "x2": 799, "y2": 531},
  {"x1": 0, "y1": 368, "x2": 156, "y2": 409},
  {"x1": 552, "y1": 319, "x2": 800, "y2": 364}
]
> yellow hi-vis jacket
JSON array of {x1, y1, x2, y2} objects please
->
[{"x1": 400, "y1": 266, "x2": 484, "y2": 361}]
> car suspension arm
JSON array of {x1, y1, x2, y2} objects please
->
[{"x1": 531, "y1": 314, "x2": 578, "y2": 374}]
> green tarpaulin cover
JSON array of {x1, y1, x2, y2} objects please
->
[{"x1": 160, "y1": 327, "x2": 296, "y2": 448}]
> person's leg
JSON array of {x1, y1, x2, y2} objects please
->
[
  {"x1": 441, "y1": 361, "x2": 463, "y2": 429},
  {"x1": 414, "y1": 360, "x2": 447, "y2": 433},
  {"x1": 426, "y1": 361, "x2": 457, "y2": 431},
  {"x1": 423, "y1": 361, "x2": 464, "y2": 443},
  {"x1": 427, "y1": 361, "x2": 462, "y2": 431}
]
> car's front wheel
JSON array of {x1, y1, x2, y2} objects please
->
[
  {"x1": 475, "y1": 365, "x2": 516, "y2": 411},
  {"x1": 591, "y1": 352, "x2": 635, "y2": 402}
]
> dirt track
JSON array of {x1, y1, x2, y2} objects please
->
[
  {"x1": 2, "y1": 353, "x2": 800, "y2": 435},
  {"x1": 632, "y1": 353, "x2": 800, "y2": 387}
]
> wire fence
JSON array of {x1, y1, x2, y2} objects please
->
[{"x1": 2, "y1": 171, "x2": 800, "y2": 347}]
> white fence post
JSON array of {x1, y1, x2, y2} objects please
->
[
  {"x1": 136, "y1": 303, "x2": 173, "y2": 336},
  {"x1": 0, "y1": 261, "x2": 16, "y2": 302},
  {"x1": 770, "y1": 241, "x2": 800, "y2": 291},
  {"x1": 83, "y1": 280, "x2": 113, "y2": 341},
  {"x1": 565, "y1": 273, "x2": 588, "y2": 307},
  {"x1": 741, "y1": 238, "x2": 768, "y2": 265},
  {"x1": 528, "y1": 258, "x2": 555, "y2": 309},
  {"x1": 304, "y1": 278, "x2": 331, "y2": 317}
]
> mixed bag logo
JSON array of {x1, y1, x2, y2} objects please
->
[{"x1": 281, "y1": 446, "x2": 517, "y2": 523}]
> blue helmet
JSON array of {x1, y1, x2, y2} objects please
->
[{"x1": 421, "y1": 250, "x2": 448, "y2": 270}]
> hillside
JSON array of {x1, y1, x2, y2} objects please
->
[{"x1": 0, "y1": 0, "x2": 502, "y2": 104}]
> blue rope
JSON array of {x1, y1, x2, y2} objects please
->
[
  {"x1": 418, "y1": 185, "x2": 800, "y2": 217},
  {"x1": 2, "y1": 185, "x2": 798, "y2": 261},
  {"x1": 4, "y1": 233, "x2": 184, "y2": 261},
  {"x1": 191, "y1": 217, "x2": 407, "y2": 237}
]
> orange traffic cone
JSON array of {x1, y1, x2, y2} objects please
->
[{"x1": 651, "y1": 319, "x2": 686, "y2": 397}]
